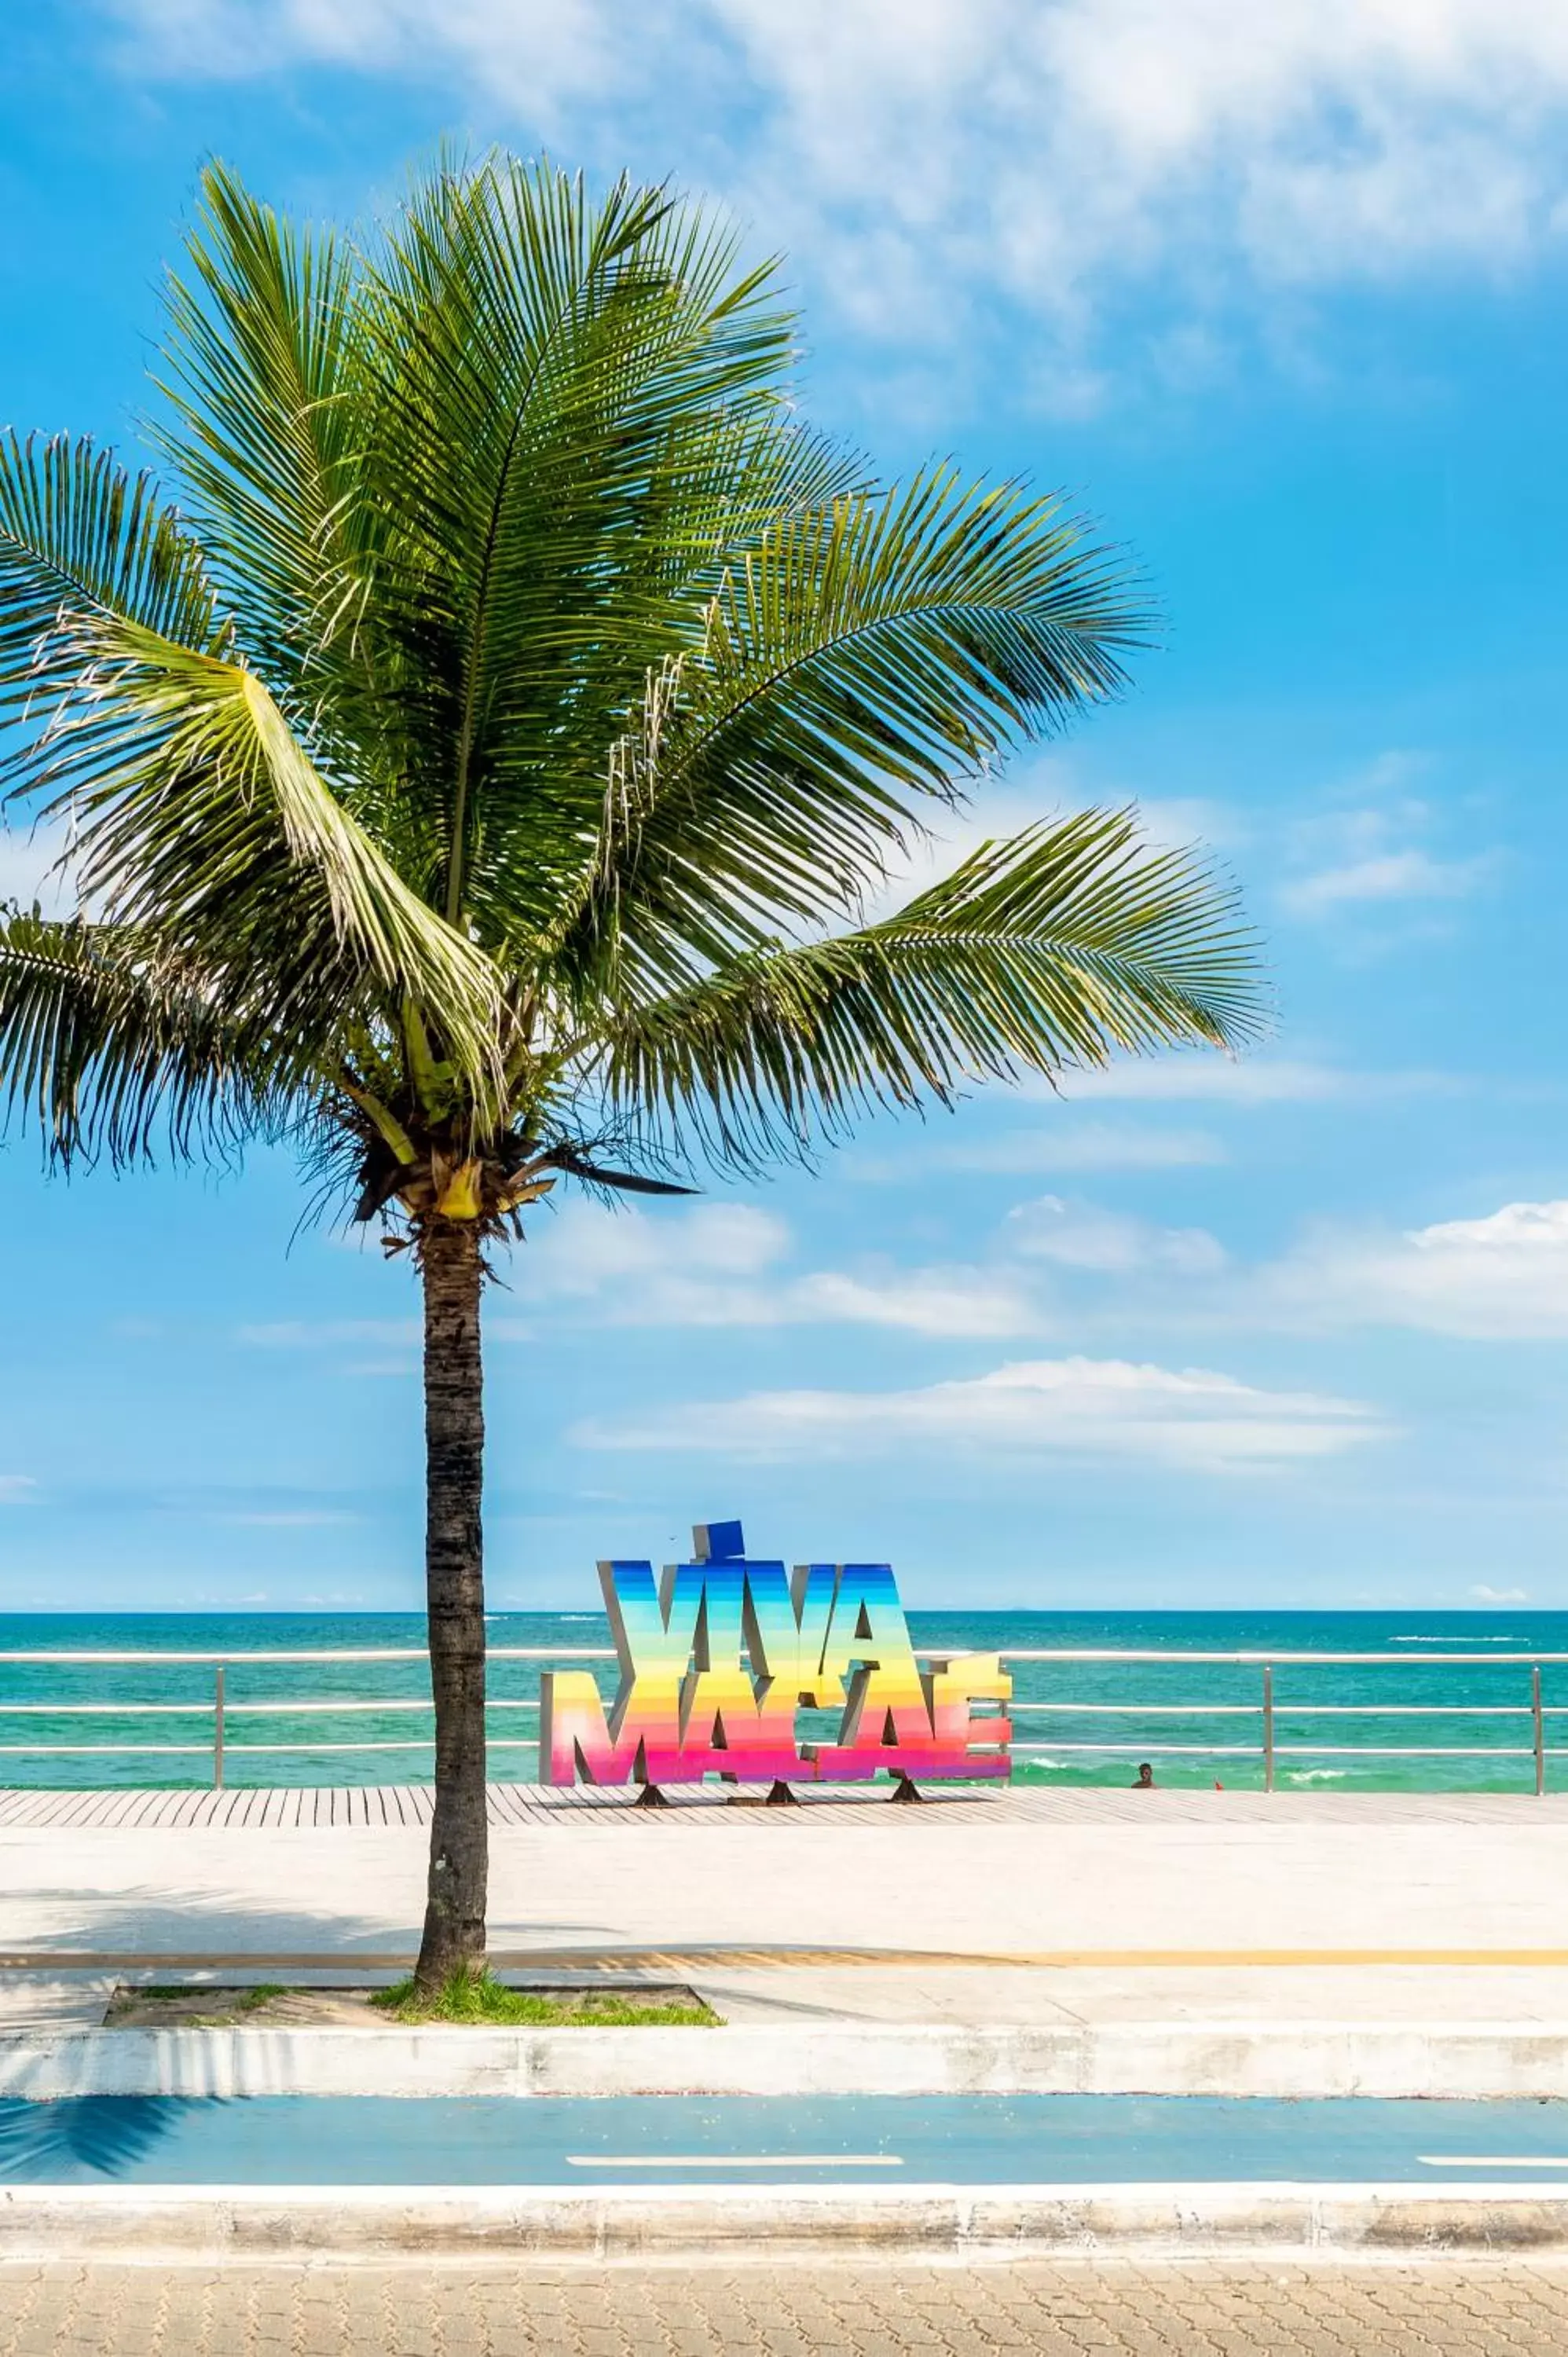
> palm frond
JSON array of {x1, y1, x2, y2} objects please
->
[
  {"x1": 351, "y1": 156, "x2": 803, "y2": 927},
  {"x1": 0, "y1": 909, "x2": 303, "y2": 1165},
  {"x1": 0, "y1": 431, "x2": 218, "y2": 709},
  {"x1": 0, "y1": 426, "x2": 506, "y2": 1094},
  {"x1": 592, "y1": 809, "x2": 1262, "y2": 1173},
  {"x1": 64, "y1": 628, "x2": 506, "y2": 1093},
  {"x1": 547, "y1": 467, "x2": 1148, "y2": 997},
  {"x1": 538, "y1": 1142, "x2": 696, "y2": 1195},
  {"x1": 152, "y1": 162, "x2": 375, "y2": 701}
]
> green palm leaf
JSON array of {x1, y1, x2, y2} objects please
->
[
  {"x1": 548, "y1": 467, "x2": 1146, "y2": 997},
  {"x1": 0, "y1": 430, "x2": 218, "y2": 698},
  {"x1": 0, "y1": 432, "x2": 505, "y2": 1094},
  {"x1": 355, "y1": 157, "x2": 803, "y2": 926},
  {"x1": 153, "y1": 163, "x2": 375, "y2": 697},
  {"x1": 593, "y1": 810, "x2": 1260, "y2": 1171},
  {"x1": 0, "y1": 910, "x2": 300, "y2": 1164}
]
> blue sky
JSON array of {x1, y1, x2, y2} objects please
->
[{"x1": 7, "y1": 2, "x2": 1568, "y2": 1612}]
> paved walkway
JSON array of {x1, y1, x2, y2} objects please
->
[
  {"x1": 0, "y1": 2260, "x2": 1563, "y2": 2354},
  {"x1": 5, "y1": 1786, "x2": 1568, "y2": 2029}
]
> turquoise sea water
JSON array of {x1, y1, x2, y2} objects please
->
[{"x1": 2, "y1": 1609, "x2": 1567, "y2": 1794}]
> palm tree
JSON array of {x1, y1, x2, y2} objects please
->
[{"x1": 0, "y1": 156, "x2": 1262, "y2": 1988}]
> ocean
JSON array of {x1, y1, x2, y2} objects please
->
[{"x1": 2, "y1": 1608, "x2": 1566, "y2": 1795}]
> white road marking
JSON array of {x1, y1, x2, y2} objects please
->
[{"x1": 565, "y1": 2154, "x2": 903, "y2": 2169}]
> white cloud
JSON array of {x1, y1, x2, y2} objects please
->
[
  {"x1": 777, "y1": 1269, "x2": 1035, "y2": 1336},
  {"x1": 518, "y1": 1198, "x2": 797, "y2": 1328},
  {"x1": 1050, "y1": 1056, "x2": 1446, "y2": 1105},
  {"x1": 577, "y1": 1354, "x2": 1382, "y2": 1470},
  {"x1": 1067, "y1": 1061, "x2": 1326, "y2": 1105},
  {"x1": 103, "y1": 0, "x2": 1568, "y2": 377},
  {"x1": 529, "y1": 1200, "x2": 786, "y2": 1294},
  {"x1": 1264, "y1": 1199, "x2": 1568, "y2": 1338},
  {"x1": 1281, "y1": 847, "x2": 1494, "y2": 917},
  {"x1": 1279, "y1": 764, "x2": 1498, "y2": 923},
  {"x1": 520, "y1": 1198, "x2": 1036, "y2": 1335},
  {"x1": 1006, "y1": 1193, "x2": 1225, "y2": 1275},
  {"x1": 1471, "y1": 1583, "x2": 1530, "y2": 1604},
  {"x1": 0, "y1": 819, "x2": 73, "y2": 915},
  {"x1": 0, "y1": 1476, "x2": 38, "y2": 1505},
  {"x1": 860, "y1": 1120, "x2": 1228, "y2": 1179}
]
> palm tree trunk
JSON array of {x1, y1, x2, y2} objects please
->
[{"x1": 415, "y1": 1215, "x2": 488, "y2": 1989}]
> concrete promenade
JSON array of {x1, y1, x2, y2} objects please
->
[
  {"x1": 5, "y1": 1784, "x2": 1568, "y2": 2030},
  {"x1": 2, "y1": 2259, "x2": 1566, "y2": 2355}
]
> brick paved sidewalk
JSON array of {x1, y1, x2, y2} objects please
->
[{"x1": 3, "y1": 2260, "x2": 1567, "y2": 2355}]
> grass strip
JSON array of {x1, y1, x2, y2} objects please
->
[{"x1": 370, "y1": 1966, "x2": 716, "y2": 2027}]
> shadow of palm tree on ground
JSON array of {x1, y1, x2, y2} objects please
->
[
  {"x1": 0, "y1": 2095, "x2": 202, "y2": 2179},
  {"x1": 5, "y1": 1884, "x2": 618, "y2": 1962}
]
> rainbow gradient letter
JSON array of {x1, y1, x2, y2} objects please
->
[
  {"x1": 537, "y1": 1560, "x2": 697, "y2": 1786},
  {"x1": 538, "y1": 1522, "x2": 1012, "y2": 1791}
]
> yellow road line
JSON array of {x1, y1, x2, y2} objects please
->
[{"x1": 565, "y1": 1946, "x2": 1568, "y2": 1970}]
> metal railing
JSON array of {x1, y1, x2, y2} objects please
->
[
  {"x1": 2, "y1": 1645, "x2": 1566, "y2": 1791},
  {"x1": 1001, "y1": 1650, "x2": 1568, "y2": 1794},
  {"x1": 0, "y1": 1648, "x2": 608, "y2": 1787}
]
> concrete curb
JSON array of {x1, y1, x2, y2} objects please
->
[
  {"x1": 4, "y1": 2182, "x2": 1568, "y2": 2262},
  {"x1": 5, "y1": 2021, "x2": 1568, "y2": 2100}
]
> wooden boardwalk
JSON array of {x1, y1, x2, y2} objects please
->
[
  {"x1": 0, "y1": 1783, "x2": 441, "y2": 1831},
  {"x1": 2, "y1": 1782, "x2": 1566, "y2": 1831},
  {"x1": 0, "y1": 1780, "x2": 1034, "y2": 1831}
]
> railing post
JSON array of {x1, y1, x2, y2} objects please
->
[
  {"x1": 1533, "y1": 1663, "x2": 1545, "y2": 1797},
  {"x1": 1262, "y1": 1663, "x2": 1275, "y2": 1794},
  {"x1": 213, "y1": 1665, "x2": 225, "y2": 1791}
]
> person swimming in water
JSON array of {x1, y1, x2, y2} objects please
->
[{"x1": 1130, "y1": 1761, "x2": 1155, "y2": 1789}]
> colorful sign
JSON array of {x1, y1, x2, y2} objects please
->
[{"x1": 538, "y1": 1520, "x2": 1012, "y2": 1789}]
